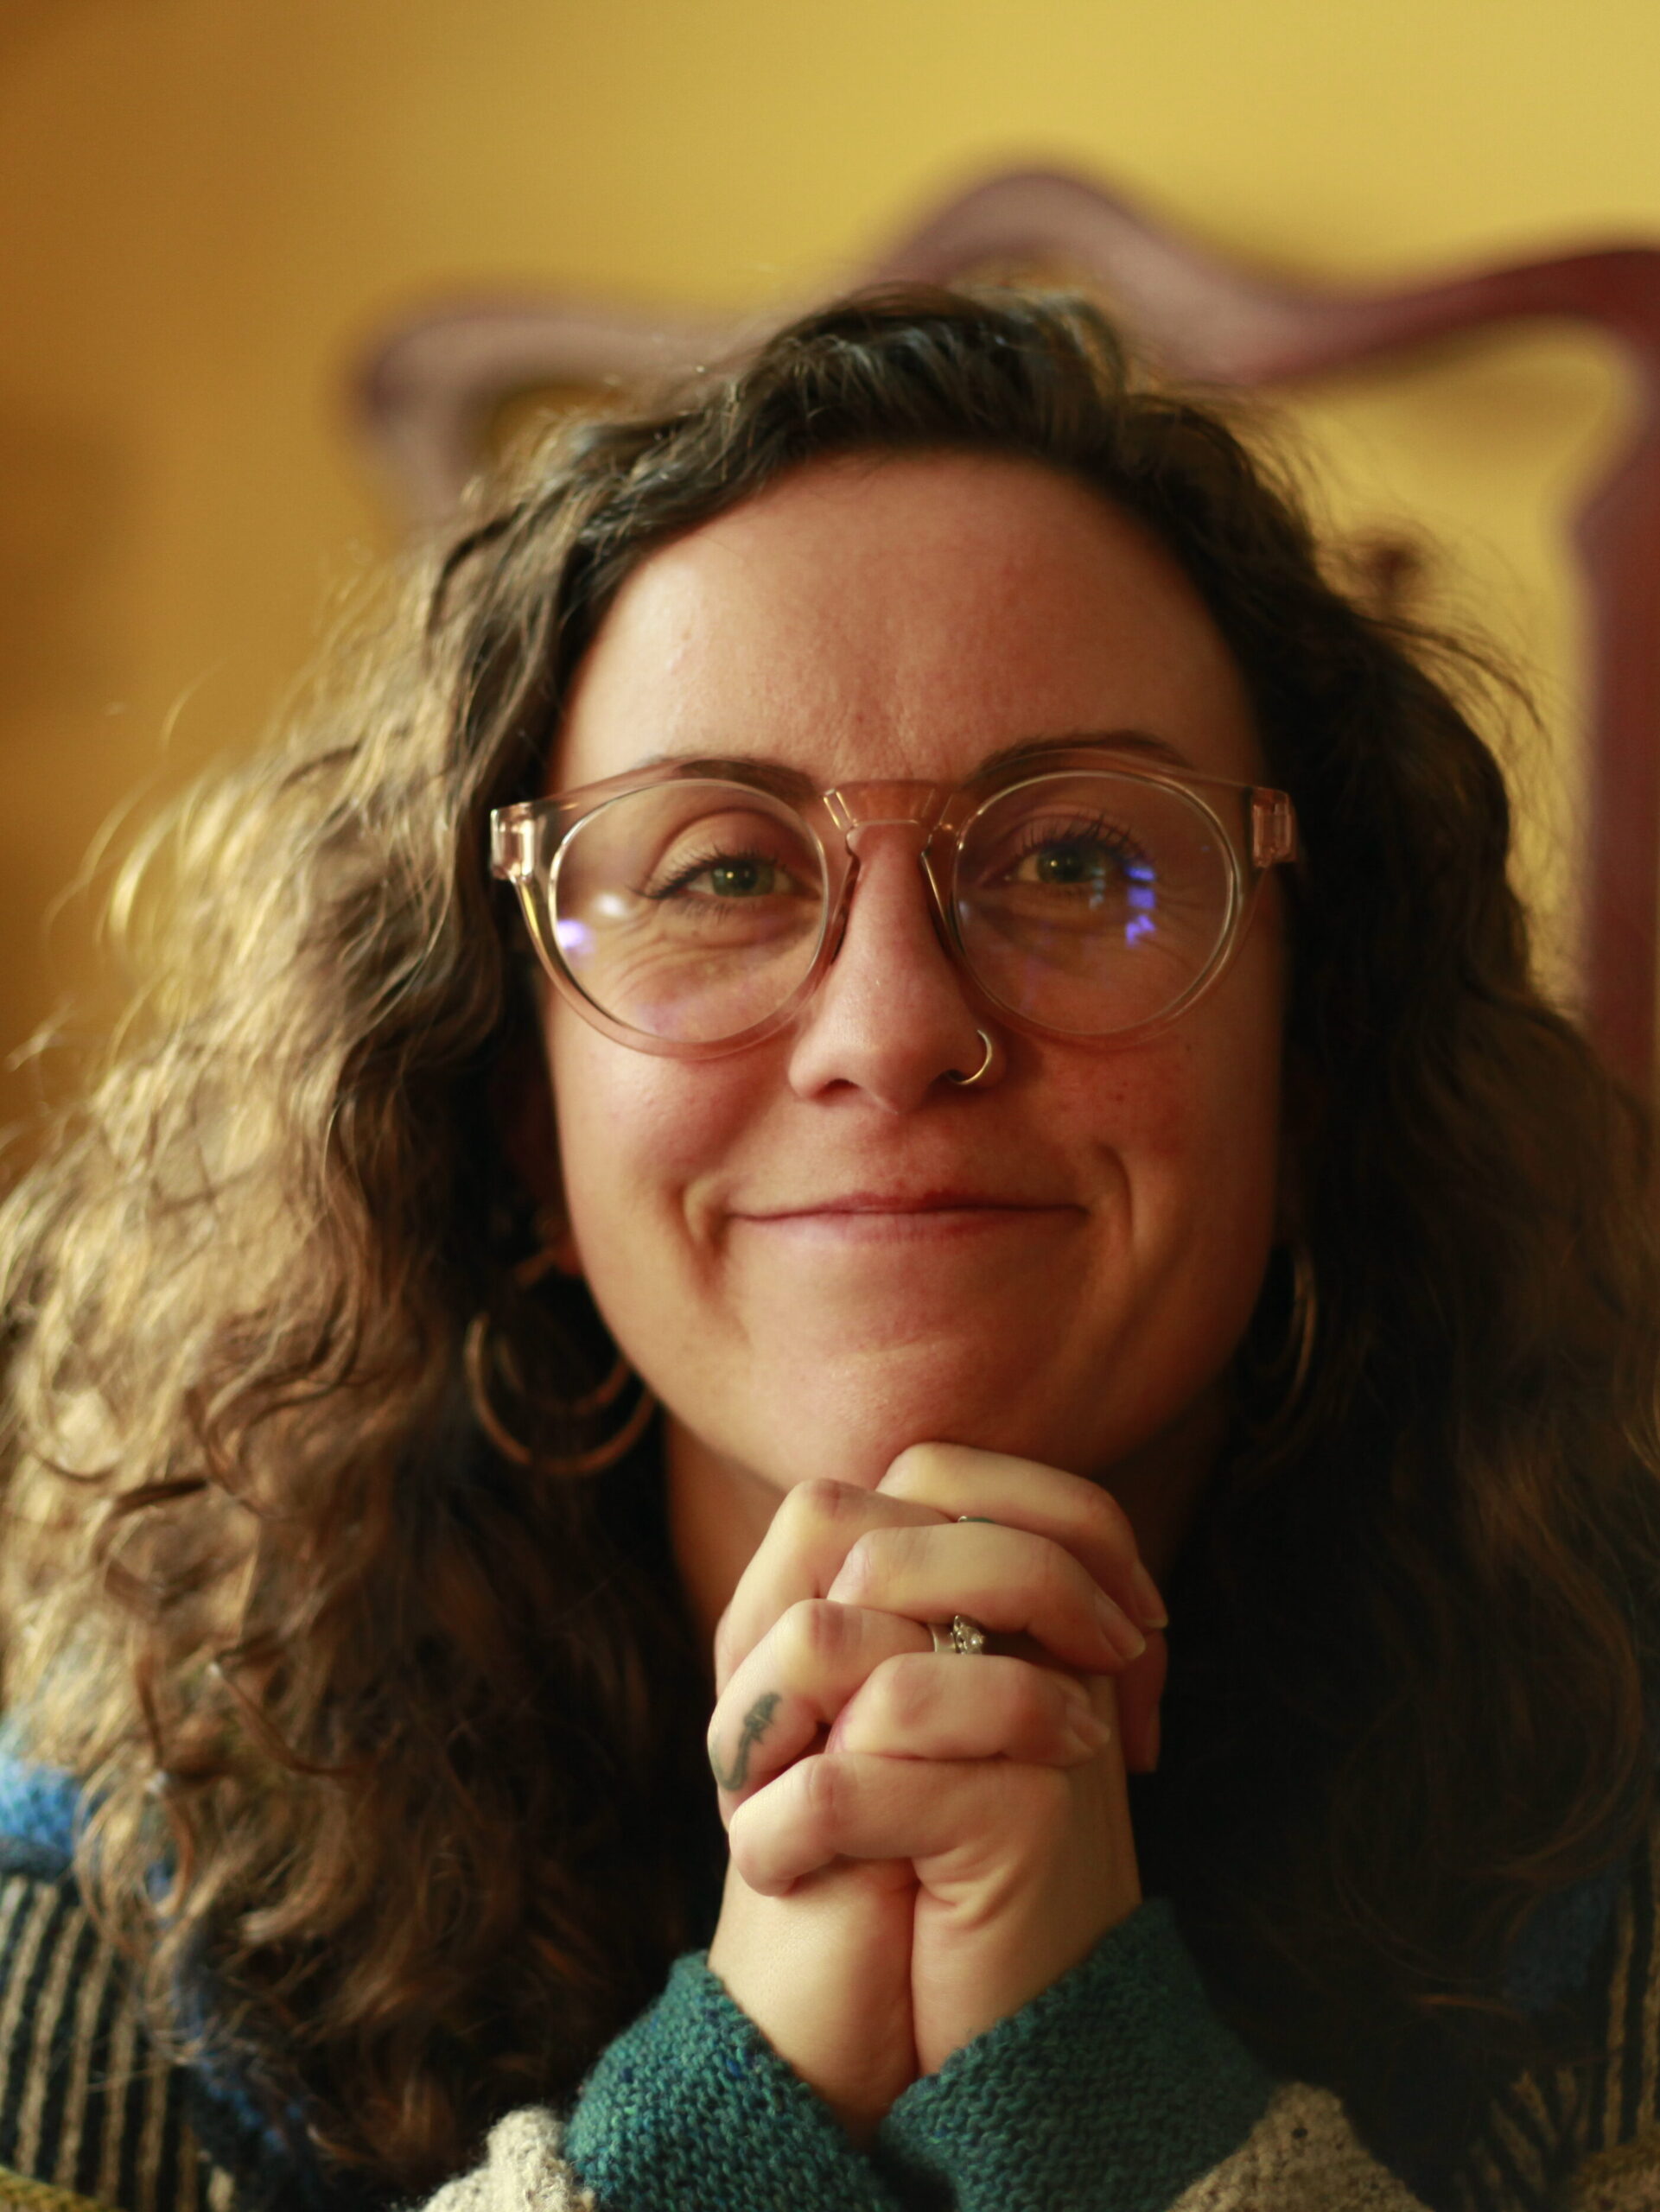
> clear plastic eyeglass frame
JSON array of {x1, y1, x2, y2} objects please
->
[{"x1": 489, "y1": 746, "x2": 1300, "y2": 1058}]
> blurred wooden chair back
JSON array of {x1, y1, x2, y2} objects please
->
[{"x1": 353, "y1": 169, "x2": 1660, "y2": 1093}]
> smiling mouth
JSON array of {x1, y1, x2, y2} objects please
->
[{"x1": 733, "y1": 1193, "x2": 1080, "y2": 1237}]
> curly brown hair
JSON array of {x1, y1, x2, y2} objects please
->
[{"x1": 2, "y1": 286, "x2": 1656, "y2": 2196}]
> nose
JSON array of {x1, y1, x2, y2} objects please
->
[{"x1": 785, "y1": 824, "x2": 997, "y2": 1111}]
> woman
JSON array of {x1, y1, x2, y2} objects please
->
[{"x1": 0, "y1": 287, "x2": 1656, "y2": 2212}]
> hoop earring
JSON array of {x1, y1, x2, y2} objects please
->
[
  {"x1": 1282, "y1": 1241, "x2": 1318, "y2": 1414},
  {"x1": 463, "y1": 1211, "x2": 656, "y2": 1475},
  {"x1": 463, "y1": 1314, "x2": 656, "y2": 1473},
  {"x1": 946, "y1": 1029, "x2": 999, "y2": 1087},
  {"x1": 1237, "y1": 1241, "x2": 1319, "y2": 1438}
]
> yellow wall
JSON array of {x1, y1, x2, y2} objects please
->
[{"x1": 3, "y1": 0, "x2": 1658, "y2": 1135}]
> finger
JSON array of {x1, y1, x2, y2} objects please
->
[
  {"x1": 1114, "y1": 1630, "x2": 1167, "y2": 1775},
  {"x1": 880, "y1": 1442, "x2": 1168, "y2": 1630},
  {"x1": 713, "y1": 1478, "x2": 947, "y2": 1692},
  {"x1": 824, "y1": 1518, "x2": 1148, "y2": 1673},
  {"x1": 708, "y1": 1599, "x2": 926, "y2": 1812},
  {"x1": 826, "y1": 1651, "x2": 1112, "y2": 1767},
  {"x1": 729, "y1": 1751, "x2": 1076, "y2": 1894}
]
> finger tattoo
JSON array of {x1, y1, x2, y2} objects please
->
[{"x1": 709, "y1": 1691, "x2": 782, "y2": 1790}]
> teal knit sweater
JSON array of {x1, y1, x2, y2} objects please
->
[
  {"x1": 1, "y1": 1751, "x2": 1657, "y2": 2211},
  {"x1": 564, "y1": 1904, "x2": 1274, "y2": 2212},
  {"x1": 426, "y1": 1837, "x2": 1660, "y2": 2212}
]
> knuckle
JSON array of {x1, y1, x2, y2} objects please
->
[{"x1": 781, "y1": 1596, "x2": 850, "y2": 1669}]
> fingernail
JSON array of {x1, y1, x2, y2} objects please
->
[
  {"x1": 1129, "y1": 1561, "x2": 1169, "y2": 1630},
  {"x1": 1094, "y1": 1590, "x2": 1147, "y2": 1662}
]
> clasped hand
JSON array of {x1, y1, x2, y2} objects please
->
[{"x1": 703, "y1": 1443, "x2": 1167, "y2": 2138}]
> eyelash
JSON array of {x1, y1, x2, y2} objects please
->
[
  {"x1": 638, "y1": 842, "x2": 795, "y2": 899},
  {"x1": 1005, "y1": 814, "x2": 1146, "y2": 868}
]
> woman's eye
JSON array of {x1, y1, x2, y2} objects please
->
[
  {"x1": 1003, "y1": 823, "x2": 1147, "y2": 893},
  {"x1": 645, "y1": 848, "x2": 808, "y2": 901},
  {"x1": 692, "y1": 856, "x2": 788, "y2": 899},
  {"x1": 1019, "y1": 842, "x2": 1116, "y2": 887}
]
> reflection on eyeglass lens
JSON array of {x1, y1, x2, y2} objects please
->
[{"x1": 547, "y1": 773, "x2": 1234, "y2": 1042}]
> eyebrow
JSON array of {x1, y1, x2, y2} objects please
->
[
  {"x1": 626, "y1": 728, "x2": 1199, "y2": 780},
  {"x1": 977, "y1": 728, "x2": 1197, "y2": 774}
]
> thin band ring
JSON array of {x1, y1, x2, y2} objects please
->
[{"x1": 945, "y1": 1029, "x2": 996, "y2": 1087}]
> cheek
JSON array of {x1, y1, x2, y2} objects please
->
[
  {"x1": 1088, "y1": 995, "x2": 1285, "y2": 1298},
  {"x1": 545, "y1": 1014, "x2": 732, "y2": 1284},
  {"x1": 1153, "y1": 903, "x2": 1288, "y2": 1242}
]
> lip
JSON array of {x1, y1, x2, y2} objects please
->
[
  {"x1": 730, "y1": 1190, "x2": 1083, "y2": 1240},
  {"x1": 738, "y1": 1186, "x2": 1072, "y2": 1217}
]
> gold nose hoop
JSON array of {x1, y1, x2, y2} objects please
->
[{"x1": 946, "y1": 1029, "x2": 997, "y2": 1087}]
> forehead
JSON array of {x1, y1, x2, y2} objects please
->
[{"x1": 552, "y1": 452, "x2": 1262, "y2": 792}]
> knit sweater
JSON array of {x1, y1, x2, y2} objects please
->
[
  {"x1": 0, "y1": 1758, "x2": 1655, "y2": 2212},
  {"x1": 425, "y1": 1878, "x2": 1660, "y2": 2212}
]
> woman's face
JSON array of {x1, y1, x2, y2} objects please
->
[{"x1": 541, "y1": 452, "x2": 1287, "y2": 1506}]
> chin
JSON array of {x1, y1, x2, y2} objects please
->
[{"x1": 721, "y1": 1362, "x2": 1107, "y2": 1495}]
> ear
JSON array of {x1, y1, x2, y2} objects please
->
[{"x1": 490, "y1": 1039, "x2": 584, "y2": 1277}]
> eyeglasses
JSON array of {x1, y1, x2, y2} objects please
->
[{"x1": 489, "y1": 747, "x2": 1299, "y2": 1058}]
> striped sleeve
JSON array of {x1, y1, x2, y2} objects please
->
[
  {"x1": 1556, "y1": 1802, "x2": 1660, "y2": 2212},
  {"x1": 1575, "y1": 1802, "x2": 1660, "y2": 2171},
  {"x1": 1453, "y1": 2052, "x2": 1584, "y2": 2211},
  {"x1": 8, "y1": 1833, "x2": 1658, "y2": 2212},
  {"x1": 0, "y1": 1869, "x2": 230, "y2": 2212},
  {"x1": 1449, "y1": 1808, "x2": 1660, "y2": 2212}
]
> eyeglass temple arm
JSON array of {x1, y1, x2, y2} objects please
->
[
  {"x1": 491, "y1": 809, "x2": 537, "y2": 881},
  {"x1": 1251, "y1": 791, "x2": 1298, "y2": 869}
]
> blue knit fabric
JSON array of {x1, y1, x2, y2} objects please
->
[
  {"x1": 878, "y1": 1902, "x2": 1274, "y2": 2212},
  {"x1": 0, "y1": 1743, "x2": 331, "y2": 2208},
  {"x1": 0, "y1": 1746, "x2": 80, "y2": 1862},
  {"x1": 564, "y1": 1951, "x2": 905, "y2": 2211},
  {"x1": 1502, "y1": 1859, "x2": 1626, "y2": 2012}
]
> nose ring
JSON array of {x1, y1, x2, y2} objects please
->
[{"x1": 946, "y1": 1029, "x2": 998, "y2": 1087}]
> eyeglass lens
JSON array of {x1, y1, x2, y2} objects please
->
[{"x1": 544, "y1": 772, "x2": 1235, "y2": 1044}]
